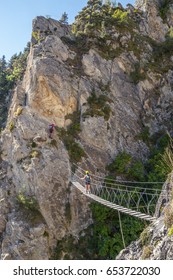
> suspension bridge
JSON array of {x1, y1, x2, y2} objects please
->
[{"x1": 71, "y1": 165, "x2": 170, "y2": 222}]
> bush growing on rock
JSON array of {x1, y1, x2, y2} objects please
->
[{"x1": 17, "y1": 192, "x2": 38, "y2": 211}]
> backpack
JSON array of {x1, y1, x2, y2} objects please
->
[{"x1": 85, "y1": 174, "x2": 90, "y2": 183}]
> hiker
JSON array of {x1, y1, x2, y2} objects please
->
[
  {"x1": 81, "y1": 171, "x2": 91, "y2": 194},
  {"x1": 48, "y1": 123, "x2": 55, "y2": 138}
]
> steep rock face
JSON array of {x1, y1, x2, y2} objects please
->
[
  {"x1": 135, "y1": 0, "x2": 168, "y2": 41},
  {"x1": 0, "y1": 0, "x2": 173, "y2": 259},
  {"x1": 0, "y1": 19, "x2": 93, "y2": 259}
]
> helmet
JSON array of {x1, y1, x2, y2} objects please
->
[{"x1": 85, "y1": 170, "x2": 89, "y2": 174}]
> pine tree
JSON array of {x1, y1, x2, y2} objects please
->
[
  {"x1": 6, "y1": 43, "x2": 30, "y2": 85},
  {"x1": 0, "y1": 56, "x2": 8, "y2": 94},
  {"x1": 72, "y1": 0, "x2": 103, "y2": 35},
  {"x1": 59, "y1": 12, "x2": 68, "y2": 24}
]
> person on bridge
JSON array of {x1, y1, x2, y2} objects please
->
[{"x1": 81, "y1": 171, "x2": 91, "y2": 194}]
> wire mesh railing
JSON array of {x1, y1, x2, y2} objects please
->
[{"x1": 71, "y1": 164, "x2": 169, "y2": 217}]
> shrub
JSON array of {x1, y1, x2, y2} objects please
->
[
  {"x1": 17, "y1": 192, "x2": 38, "y2": 211},
  {"x1": 31, "y1": 141, "x2": 37, "y2": 148},
  {"x1": 128, "y1": 160, "x2": 145, "y2": 181},
  {"x1": 9, "y1": 121, "x2": 15, "y2": 131},
  {"x1": 90, "y1": 202, "x2": 145, "y2": 259},
  {"x1": 56, "y1": 111, "x2": 85, "y2": 163},
  {"x1": 129, "y1": 63, "x2": 146, "y2": 84},
  {"x1": 164, "y1": 206, "x2": 173, "y2": 228},
  {"x1": 159, "y1": 0, "x2": 172, "y2": 21},
  {"x1": 168, "y1": 225, "x2": 173, "y2": 236},
  {"x1": 112, "y1": 9, "x2": 129, "y2": 24},
  {"x1": 107, "y1": 151, "x2": 132, "y2": 174},
  {"x1": 14, "y1": 106, "x2": 23, "y2": 116},
  {"x1": 63, "y1": 135, "x2": 85, "y2": 163},
  {"x1": 30, "y1": 150, "x2": 40, "y2": 158},
  {"x1": 140, "y1": 228, "x2": 151, "y2": 246},
  {"x1": 141, "y1": 245, "x2": 152, "y2": 260},
  {"x1": 160, "y1": 137, "x2": 173, "y2": 175},
  {"x1": 136, "y1": 127, "x2": 150, "y2": 145},
  {"x1": 166, "y1": 27, "x2": 173, "y2": 39},
  {"x1": 83, "y1": 91, "x2": 112, "y2": 121},
  {"x1": 32, "y1": 31, "x2": 41, "y2": 44},
  {"x1": 152, "y1": 37, "x2": 173, "y2": 64}
]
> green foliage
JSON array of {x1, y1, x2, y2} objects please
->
[
  {"x1": 136, "y1": 127, "x2": 150, "y2": 145},
  {"x1": 148, "y1": 37, "x2": 173, "y2": 74},
  {"x1": 154, "y1": 38, "x2": 173, "y2": 59},
  {"x1": 128, "y1": 161, "x2": 145, "y2": 181},
  {"x1": 159, "y1": 0, "x2": 172, "y2": 21},
  {"x1": 51, "y1": 203, "x2": 145, "y2": 260},
  {"x1": 65, "y1": 138, "x2": 85, "y2": 163},
  {"x1": 141, "y1": 245, "x2": 152, "y2": 260},
  {"x1": 17, "y1": 191, "x2": 38, "y2": 211},
  {"x1": 83, "y1": 90, "x2": 112, "y2": 121},
  {"x1": 90, "y1": 203, "x2": 145, "y2": 259},
  {"x1": 72, "y1": 0, "x2": 103, "y2": 36},
  {"x1": 112, "y1": 9, "x2": 129, "y2": 23},
  {"x1": 145, "y1": 134, "x2": 172, "y2": 183},
  {"x1": 130, "y1": 62, "x2": 146, "y2": 84},
  {"x1": 107, "y1": 151, "x2": 132, "y2": 174},
  {"x1": 14, "y1": 106, "x2": 23, "y2": 117},
  {"x1": 30, "y1": 150, "x2": 40, "y2": 158},
  {"x1": 59, "y1": 12, "x2": 68, "y2": 24},
  {"x1": 164, "y1": 206, "x2": 173, "y2": 228},
  {"x1": 72, "y1": 1, "x2": 130, "y2": 37},
  {"x1": 160, "y1": 135, "x2": 173, "y2": 175},
  {"x1": 106, "y1": 132, "x2": 171, "y2": 183},
  {"x1": 31, "y1": 141, "x2": 37, "y2": 148},
  {"x1": 9, "y1": 121, "x2": 15, "y2": 131},
  {"x1": 140, "y1": 228, "x2": 151, "y2": 246},
  {"x1": 0, "y1": 56, "x2": 9, "y2": 94},
  {"x1": 168, "y1": 225, "x2": 173, "y2": 236},
  {"x1": 32, "y1": 31, "x2": 41, "y2": 44},
  {"x1": 72, "y1": 0, "x2": 138, "y2": 41},
  {"x1": 6, "y1": 43, "x2": 30, "y2": 85},
  {"x1": 166, "y1": 27, "x2": 173, "y2": 39},
  {"x1": 107, "y1": 151, "x2": 145, "y2": 181},
  {"x1": 56, "y1": 111, "x2": 85, "y2": 163}
]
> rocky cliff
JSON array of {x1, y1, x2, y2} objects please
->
[{"x1": 0, "y1": 0, "x2": 173, "y2": 259}]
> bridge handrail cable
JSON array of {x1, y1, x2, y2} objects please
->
[
  {"x1": 72, "y1": 162, "x2": 165, "y2": 185},
  {"x1": 71, "y1": 171, "x2": 167, "y2": 196}
]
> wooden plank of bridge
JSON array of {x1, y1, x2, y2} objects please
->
[{"x1": 72, "y1": 181, "x2": 156, "y2": 222}]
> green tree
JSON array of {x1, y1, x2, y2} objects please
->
[
  {"x1": 59, "y1": 12, "x2": 68, "y2": 24},
  {"x1": 6, "y1": 42, "x2": 30, "y2": 85},
  {"x1": 72, "y1": 0, "x2": 103, "y2": 35},
  {"x1": 0, "y1": 55, "x2": 8, "y2": 94}
]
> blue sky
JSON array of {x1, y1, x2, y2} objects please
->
[{"x1": 0, "y1": 0, "x2": 135, "y2": 61}]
